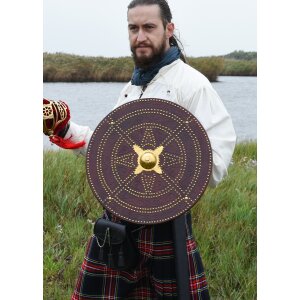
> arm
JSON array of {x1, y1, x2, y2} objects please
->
[
  {"x1": 64, "y1": 121, "x2": 93, "y2": 156},
  {"x1": 44, "y1": 84, "x2": 129, "y2": 155},
  {"x1": 187, "y1": 85, "x2": 236, "y2": 187},
  {"x1": 65, "y1": 84, "x2": 131, "y2": 155},
  {"x1": 43, "y1": 98, "x2": 88, "y2": 153}
]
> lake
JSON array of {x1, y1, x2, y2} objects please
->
[{"x1": 43, "y1": 76, "x2": 256, "y2": 149}]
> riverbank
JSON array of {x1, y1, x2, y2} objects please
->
[
  {"x1": 43, "y1": 51, "x2": 257, "y2": 83},
  {"x1": 43, "y1": 141, "x2": 257, "y2": 299}
]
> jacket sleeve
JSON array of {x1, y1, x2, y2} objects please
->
[
  {"x1": 186, "y1": 85, "x2": 236, "y2": 187},
  {"x1": 63, "y1": 84, "x2": 130, "y2": 156},
  {"x1": 63, "y1": 121, "x2": 93, "y2": 156}
]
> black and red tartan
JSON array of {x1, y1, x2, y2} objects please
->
[{"x1": 72, "y1": 213, "x2": 210, "y2": 299}]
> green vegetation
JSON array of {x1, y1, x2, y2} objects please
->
[
  {"x1": 44, "y1": 141, "x2": 257, "y2": 299},
  {"x1": 43, "y1": 53, "x2": 133, "y2": 82},
  {"x1": 192, "y1": 141, "x2": 257, "y2": 299},
  {"x1": 187, "y1": 56, "x2": 225, "y2": 82},
  {"x1": 43, "y1": 51, "x2": 257, "y2": 83},
  {"x1": 223, "y1": 50, "x2": 257, "y2": 61},
  {"x1": 222, "y1": 59, "x2": 257, "y2": 76}
]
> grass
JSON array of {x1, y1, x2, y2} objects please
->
[
  {"x1": 222, "y1": 59, "x2": 257, "y2": 76},
  {"x1": 43, "y1": 52, "x2": 257, "y2": 83},
  {"x1": 192, "y1": 142, "x2": 257, "y2": 299},
  {"x1": 43, "y1": 141, "x2": 257, "y2": 299},
  {"x1": 187, "y1": 56, "x2": 225, "y2": 82}
]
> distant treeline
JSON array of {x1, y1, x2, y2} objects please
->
[
  {"x1": 222, "y1": 50, "x2": 257, "y2": 76},
  {"x1": 223, "y1": 50, "x2": 257, "y2": 60},
  {"x1": 43, "y1": 50, "x2": 257, "y2": 83}
]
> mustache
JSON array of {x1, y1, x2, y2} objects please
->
[{"x1": 132, "y1": 43, "x2": 152, "y2": 49}]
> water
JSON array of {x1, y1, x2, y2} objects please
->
[
  {"x1": 43, "y1": 76, "x2": 256, "y2": 149},
  {"x1": 212, "y1": 76, "x2": 257, "y2": 141}
]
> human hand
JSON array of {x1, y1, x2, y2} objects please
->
[
  {"x1": 43, "y1": 98, "x2": 70, "y2": 137},
  {"x1": 43, "y1": 98, "x2": 85, "y2": 149}
]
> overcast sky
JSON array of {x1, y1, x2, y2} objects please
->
[{"x1": 43, "y1": 0, "x2": 256, "y2": 57}]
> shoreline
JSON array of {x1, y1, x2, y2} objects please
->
[{"x1": 43, "y1": 51, "x2": 257, "y2": 83}]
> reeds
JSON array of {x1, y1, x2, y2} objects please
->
[
  {"x1": 222, "y1": 59, "x2": 257, "y2": 76},
  {"x1": 43, "y1": 52, "x2": 257, "y2": 83},
  {"x1": 43, "y1": 53, "x2": 134, "y2": 82},
  {"x1": 188, "y1": 56, "x2": 225, "y2": 82}
]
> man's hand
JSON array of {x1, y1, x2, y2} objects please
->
[
  {"x1": 43, "y1": 98, "x2": 70, "y2": 137},
  {"x1": 43, "y1": 98, "x2": 85, "y2": 149}
]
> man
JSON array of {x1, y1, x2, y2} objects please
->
[{"x1": 45, "y1": 0, "x2": 236, "y2": 299}]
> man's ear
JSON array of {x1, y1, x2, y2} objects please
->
[{"x1": 166, "y1": 22, "x2": 175, "y2": 39}]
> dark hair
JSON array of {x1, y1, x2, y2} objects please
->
[{"x1": 127, "y1": 0, "x2": 186, "y2": 62}]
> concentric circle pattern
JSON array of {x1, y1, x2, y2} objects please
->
[{"x1": 86, "y1": 99, "x2": 212, "y2": 224}]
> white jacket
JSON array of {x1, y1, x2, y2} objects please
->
[{"x1": 65, "y1": 59, "x2": 236, "y2": 187}]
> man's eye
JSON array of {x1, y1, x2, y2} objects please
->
[{"x1": 129, "y1": 27, "x2": 138, "y2": 32}]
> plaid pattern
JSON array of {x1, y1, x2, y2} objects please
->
[{"x1": 72, "y1": 213, "x2": 210, "y2": 299}]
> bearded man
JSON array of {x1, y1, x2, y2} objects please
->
[{"x1": 44, "y1": 0, "x2": 236, "y2": 299}]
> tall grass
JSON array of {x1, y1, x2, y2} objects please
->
[
  {"x1": 43, "y1": 141, "x2": 256, "y2": 299},
  {"x1": 43, "y1": 52, "x2": 256, "y2": 83},
  {"x1": 221, "y1": 59, "x2": 257, "y2": 76},
  {"x1": 187, "y1": 56, "x2": 225, "y2": 82},
  {"x1": 43, "y1": 53, "x2": 134, "y2": 82},
  {"x1": 192, "y1": 142, "x2": 257, "y2": 299}
]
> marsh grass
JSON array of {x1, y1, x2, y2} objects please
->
[
  {"x1": 43, "y1": 52, "x2": 256, "y2": 83},
  {"x1": 187, "y1": 56, "x2": 225, "y2": 82},
  {"x1": 43, "y1": 142, "x2": 256, "y2": 299},
  {"x1": 222, "y1": 59, "x2": 257, "y2": 76}
]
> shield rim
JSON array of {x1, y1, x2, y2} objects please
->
[{"x1": 86, "y1": 98, "x2": 212, "y2": 224}]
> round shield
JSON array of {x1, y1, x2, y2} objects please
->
[{"x1": 86, "y1": 98, "x2": 212, "y2": 224}]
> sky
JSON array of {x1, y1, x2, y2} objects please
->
[{"x1": 43, "y1": 0, "x2": 256, "y2": 57}]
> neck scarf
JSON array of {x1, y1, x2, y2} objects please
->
[{"x1": 131, "y1": 46, "x2": 181, "y2": 86}]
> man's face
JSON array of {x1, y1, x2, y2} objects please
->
[{"x1": 127, "y1": 5, "x2": 174, "y2": 68}]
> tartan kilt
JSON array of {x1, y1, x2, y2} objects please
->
[{"x1": 71, "y1": 212, "x2": 210, "y2": 300}]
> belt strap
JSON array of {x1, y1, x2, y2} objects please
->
[{"x1": 173, "y1": 214, "x2": 190, "y2": 299}]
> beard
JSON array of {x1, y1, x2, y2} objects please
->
[{"x1": 131, "y1": 39, "x2": 167, "y2": 69}]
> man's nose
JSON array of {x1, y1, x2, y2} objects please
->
[{"x1": 137, "y1": 29, "x2": 146, "y2": 42}]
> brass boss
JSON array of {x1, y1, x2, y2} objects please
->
[
  {"x1": 140, "y1": 152, "x2": 157, "y2": 169},
  {"x1": 133, "y1": 145, "x2": 164, "y2": 174}
]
